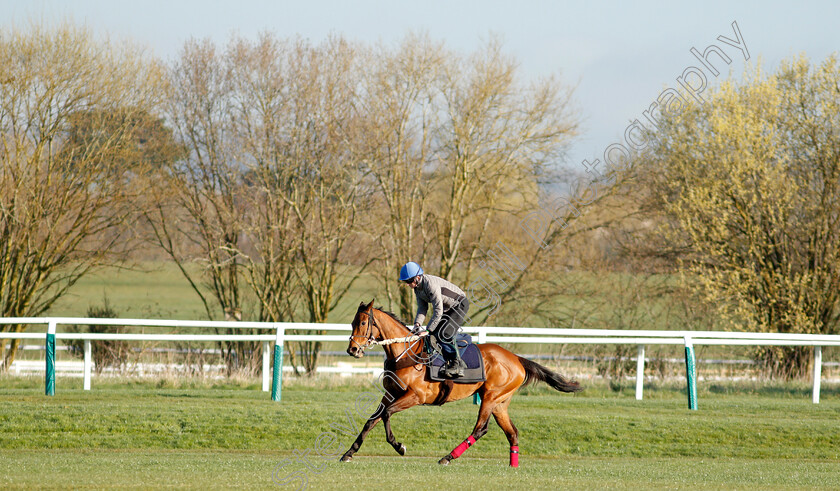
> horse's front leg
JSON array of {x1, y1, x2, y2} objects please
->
[
  {"x1": 382, "y1": 390, "x2": 421, "y2": 456},
  {"x1": 339, "y1": 412, "x2": 382, "y2": 462},
  {"x1": 381, "y1": 413, "x2": 405, "y2": 456},
  {"x1": 339, "y1": 390, "x2": 420, "y2": 462}
]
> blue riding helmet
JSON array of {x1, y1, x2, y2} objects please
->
[{"x1": 399, "y1": 262, "x2": 424, "y2": 281}]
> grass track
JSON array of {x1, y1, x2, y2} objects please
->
[
  {"x1": 2, "y1": 451, "x2": 838, "y2": 490},
  {"x1": 1, "y1": 379, "x2": 839, "y2": 489}
]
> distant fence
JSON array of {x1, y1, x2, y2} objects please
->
[{"x1": 2, "y1": 317, "x2": 839, "y2": 410}]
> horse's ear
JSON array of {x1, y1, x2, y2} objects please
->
[{"x1": 366, "y1": 299, "x2": 375, "y2": 311}]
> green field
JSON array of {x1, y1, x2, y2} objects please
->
[
  {"x1": 38, "y1": 262, "x2": 839, "y2": 373},
  {"x1": 45, "y1": 262, "x2": 382, "y2": 322},
  {"x1": 6, "y1": 263, "x2": 839, "y2": 489},
  {"x1": 1, "y1": 377, "x2": 839, "y2": 490}
]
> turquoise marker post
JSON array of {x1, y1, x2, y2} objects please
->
[
  {"x1": 684, "y1": 336, "x2": 697, "y2": 410},
  {"x1": 45, "y1": 321, "x2": 56, "y2": 396},
  {"x1": 271, "y1": 326, "x2": 285, "y2": 402},
  {"x1": 473, "y1": 328, "x2": 485, "y2": 405}
]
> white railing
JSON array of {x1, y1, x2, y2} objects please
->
[{"x1": 1, "y1": 317, "x2": 838, "y2": 408}]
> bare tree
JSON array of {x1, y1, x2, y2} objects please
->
[
  {"x1": 430, "y1": 37, "x2": 579, "y2": 283},
  {"x1": 354, "y1": 33, "x2": 443, "y2": 319},
  {"x1": 230, "y1": 34, "x2": 374, "y2": 374},
  {"x1": 225, "y1": 34, "x2": 299, "y2": 326},
  {"x1": 0, "y1": 23, "x2": 162, "y2": 370},
  {"x1": 350, "y1": 34, "x2": 588, "y2": 327},
  {"x1": 154, "y1": 34, "x2": 375, "y2": 375},
  {"x1": 149, "y1": 38, "x2": 254, "y2": 373}
]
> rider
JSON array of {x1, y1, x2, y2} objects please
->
[{"x1": 399, "y1": 261, "x2": 469, "y2": 378}]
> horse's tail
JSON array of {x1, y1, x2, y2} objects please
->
[{"x1": 518, "y1": 356, "x2": 583, "y2": 393}]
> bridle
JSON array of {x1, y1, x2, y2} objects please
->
[
  {"x1": 349, "y1": 307, "x2": 428, "y2": 360},
  {"x1": 348, "y1": 308, "x2": 378, "y2": 352}
]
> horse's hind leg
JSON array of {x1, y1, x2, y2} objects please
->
[
  {"x1": 491, "y1": 398, "x2": 520, "y2": 467},
  {"x1": 438, "y1": 395, "x2": 495, "y2": 466}
]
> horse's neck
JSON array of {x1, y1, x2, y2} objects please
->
[
  {"x1": 373, "y1": 310, "x2": 410, "y2": 340},
  {"x1": 373, "y1": 310, "x2": 417, "y2": 360}
]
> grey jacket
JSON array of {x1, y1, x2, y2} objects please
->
[{"x1": 413, "y1": 274, "x2": 466, "y2": 331}]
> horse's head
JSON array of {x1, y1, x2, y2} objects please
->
[{"x1": 347, "y1": 299, "x2": 377, "y2": 358}]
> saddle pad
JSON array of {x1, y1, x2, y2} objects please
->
[{"x1": 428, "y1": 343, "x2": 485, "y2": 384}]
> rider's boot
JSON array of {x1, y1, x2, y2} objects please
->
[{"x1": 442, "y1": 346, "x2": 465, "y2": 378}]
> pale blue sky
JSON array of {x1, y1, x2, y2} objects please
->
[{"x1": 3, "y1": 0, "x2": 839, "y2": 171}]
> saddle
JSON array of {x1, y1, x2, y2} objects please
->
[{"x1": 426, "y1": 333, "x2": 485, "y2": 384}]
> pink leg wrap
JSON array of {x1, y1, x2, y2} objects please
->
[
  {"x1": 450, "y1": 435, "x2": 476, "y2": 459},
  {"x1": 510, "y1": 445, "x2": 519, "y2": 467}
]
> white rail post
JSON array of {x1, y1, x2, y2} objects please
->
[
  {"x1": 635, "y1": 345, "x2": 645, "y2": 401},
  {"x1": 83, "y1": 339, "x2": 92, "y2": 391},
  {"x1": 262, "y1": 341, "x2": 270, "y2": 392},
  {"x1": 813, "y1": 346, "x2": 822, "y2": 404},
  {"x1": 271, "y1": 326, "x2": 285, "y2": 402}
]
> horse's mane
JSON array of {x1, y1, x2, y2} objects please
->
[
  {"x1": 356, "y1": 302, "x2": 410, "y2": 331},
  {"x1": 375, "y1": 307, "x2": 410, "y2": 330}
]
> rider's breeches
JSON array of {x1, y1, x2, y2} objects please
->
[{"x1": 432, "y1": 297, "x2": 470, "y2": 361}]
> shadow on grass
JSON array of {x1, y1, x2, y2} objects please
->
[
  {"x1": 517, "y1": 377, "x2": 840, "y2": 401},
  {"x1": 706, "y1": 383, "x2": 840, "y2": 398}
]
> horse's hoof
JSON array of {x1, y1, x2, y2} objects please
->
[
  {"x1": 397, "y1": 443, "x2": 406, "y2": 456},
  {"x1": 438, "y1": 455, "x2": 452, "y2": 465},
  {"x1": 339, "y1": 454, "x2": 353, "y2": 463}
]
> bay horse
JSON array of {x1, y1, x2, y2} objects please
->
[{"x1": 342, "y1": 300, "x2": 582, "y2": 467}]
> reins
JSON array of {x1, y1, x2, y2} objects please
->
[{"x1": 372, "y1": 331, "x2": 428, "y2": 346}]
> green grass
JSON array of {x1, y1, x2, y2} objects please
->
[
  {"x1": 40, "y1": 263, "x2": 839, "y2": 368},
  {"x1": 46, "y1": 262, "x2": 212, "y2": 320},
  {"x1": 1, "y1": 378, "x2": 839, "y2": 489},
  {"x1": 3, "y1": 452, "x2": 837, "y2": 490},
  {"x1": 11, "y1": 262, "x2": 839, "y2": 488},
  {"x1": 45, "y1": 262, "x2": 383, "y2": 323}
]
